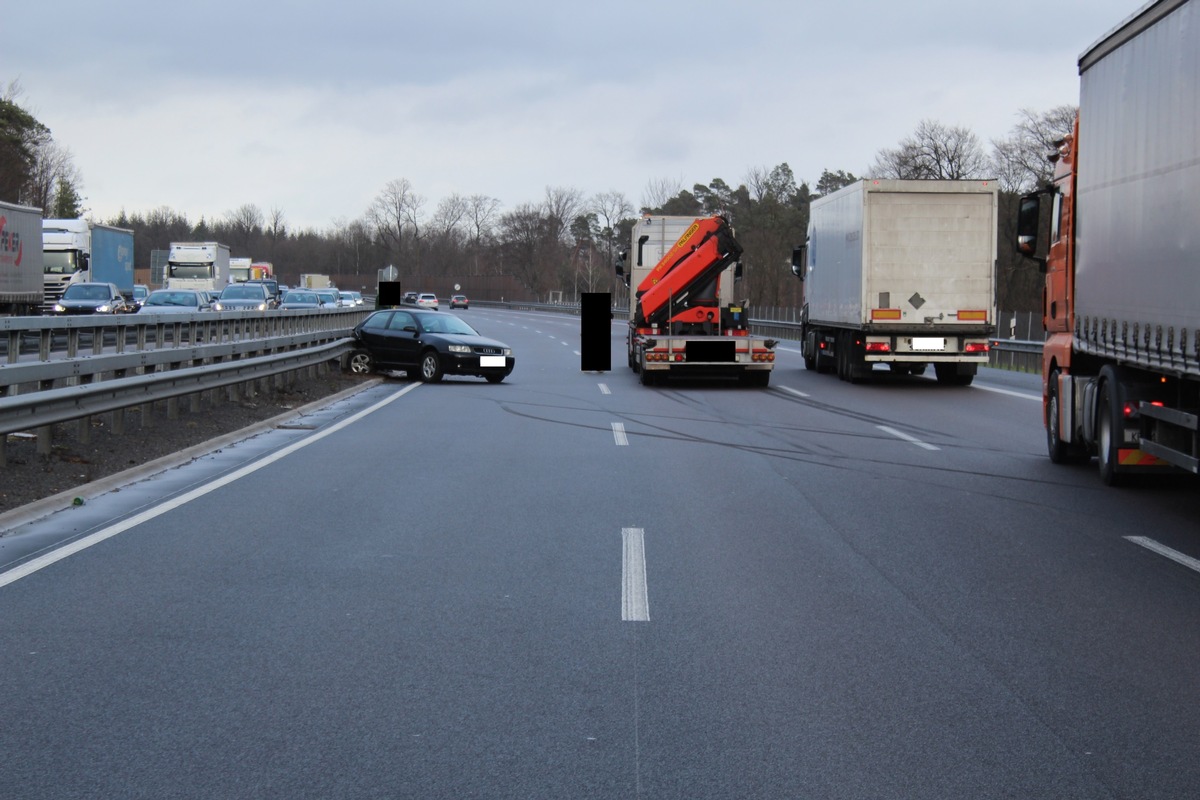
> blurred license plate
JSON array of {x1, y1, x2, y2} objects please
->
[
  {"x1": 480, "y1": 355, "x2": 505, "y2": 367},
  {"x1": 912, "y1": 338, "x2": 946, "y2": 351}
]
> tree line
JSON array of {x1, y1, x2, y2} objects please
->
[{"x1": 2, "y1": 77, "x2": 1072, "y2": 312}]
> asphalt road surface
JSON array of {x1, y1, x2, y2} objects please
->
[{"x1": 2, "y1": 308, "x2": 1198, "y2": 799}]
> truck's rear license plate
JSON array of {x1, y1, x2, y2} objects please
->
[
  {"x1": 480, "y1": 356, "x2": 505, "y2": 367},
  {"x1": 912, "y1": 338, "x2": 946, "y2": 351}
]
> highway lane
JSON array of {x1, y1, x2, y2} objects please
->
[{"x1": 1, "y1": 308, "x2": 1198, "y2": 799}]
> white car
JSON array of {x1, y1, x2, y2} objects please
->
[{"x1": 416, "y1": 293, "x2": 438, "y2": 310}]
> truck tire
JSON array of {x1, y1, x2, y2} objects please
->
[
  {"x1": 740, "y1": 370, "x2": 770, "y2": 387},
  {"x1": 1096, "y1": 368, "x2": 1125, "y2": 486},
  {"x1": 640, "y1": 368, "x2": 659, "y2": 386},
  {"x1": 935, "y1": 363, "x2": 974, "y2": 386}
]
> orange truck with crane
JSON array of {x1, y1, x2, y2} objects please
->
[
  {"x1": 615, "y1": 214, "x2": 776, "y2": 386},
  {"x1": 1016, "y1": 0, "x2": 1199, "y2": 485}
]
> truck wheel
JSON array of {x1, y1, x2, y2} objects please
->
[
  {"x1": 419, "y1": 350, "x2": 444, "y2": 383},
  {"x1": 803, "y1": 348, "x2": 816, "y2": 371},
  {"x1": 1096, "y1": 370, "x2": 1125, "y2": 486},
  {"x1": 816, "y1": 347, "x2": 835, "y2": 374},
  {"x1": 935, "y1": 363, "x2": 974, "y2": 386},
  {"x1": 640, "y1": 368, "x2": 658, "y2": 386}
]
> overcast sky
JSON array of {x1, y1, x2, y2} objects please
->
[{"x1": 3, "y1": 0, "x2": 1144, "y2": 231}]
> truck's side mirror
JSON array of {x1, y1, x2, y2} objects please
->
[
  {"x1": 614, "y1": 249, "x2": 626, "y2": 277},
  {"x1": 1016, "y1": 192, "x2": 1047, "y2": 270},
  {"x1": 791, "y1": 245, "x2": 807, "y2": 281}
]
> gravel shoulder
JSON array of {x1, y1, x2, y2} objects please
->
[{"x1": 0, "y1": 369, "x2": 376, "y2": 525}]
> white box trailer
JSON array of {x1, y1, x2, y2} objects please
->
[
  {"x1": 0, "y1": 200, "x2": 45, "y2": 316},
  {"x1": 165, "y1": 242, "x2": 230, "y2": 292},
  {"x1": 794, "y1": 179, "x2": 998, "y2": 385}
]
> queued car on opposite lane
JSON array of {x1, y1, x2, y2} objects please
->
[
  {"x1": 212, "y1": 282, "x2": 271, "y2": 312},
  {"x1": 51, "y1": 282, "x2": 130, "y2": 315},
  {"x1": 137, "y1": 289, "x2": 212, "y2": 314},
  {"x1": 346, "y1": 308, "x2": 514, "y2": 383},
  {"x1": 278, "y1": 290, "x2": 323, "y2": 310}
]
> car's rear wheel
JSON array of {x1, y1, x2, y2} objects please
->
[
  {"x1": 419, "y1": 350, "x2": 444, "y2": 383},
  {"x1": 485, "y1": 374, "x2": 505, "y2": 384},
  {"x1": 347, "y1": 349, "x2": 374, "y2": 374}
]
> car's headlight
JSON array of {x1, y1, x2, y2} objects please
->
[
  {"x1": 213, "y1": 302, "x2": 223, "y2": 311},
  {"x1": 448, "y1": 345, "x2": 471, "y2": 353},
  {"x1": 96, "y1": 304, "x2": 112, "y2": 313},
  {"x1": 502, "y1": 348, "x2": 512, "y2": 356},
  {"x1": 256, "y1": 303, "x2": 266, "y2": 311},
  {"x1": 52, "y1": 303, "x2": 65, "y2": 313}
]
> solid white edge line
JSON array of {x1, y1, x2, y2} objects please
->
[
  {"x1": 1126, "y1": 536, "x2": 1200, "y2": 575},
  {"x1": 622, "y1": 527, "x2": 650, "y2": 621},
  {"x1": 0, "y1": 383, "x2": 423, "y2": 589},
  {"x1": 876, "y1": 425, "x2": 940, "y2": 451},
  {"x1": 974, "y1": 385, "x2": 1041, "y2": 401},
  {"x1": 780, "y1": 386, "x2": 810, "y2": 398},
  {"x1": 612, "y1": 422, "x2": 629, "y2": 446}
]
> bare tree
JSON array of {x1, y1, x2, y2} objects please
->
[
  {"x1": 990, "y1": 106, "x2": 1077, "y2": 193},
  {"x1": 465, "y1": 194, "x2": 501, "y2": 275},
  {"x1": 466, "y1": 195, "x2": 501, "y2": 243},
  {"x1": 366, "y1": 178, "x2": 424, "y2": 271},
  {"x1": 870, "y1": 119, "x2": 990, "y2": 180},
  {"x1": 497, "y1": 203, "x2": 551, "y2": 297},
  {"x1": 224, "y1": 203, "x2": 264, "y2": 254},
  {"x1": 642, "y1": 175, "x2": 684, "y2": 212},
  {"x1": 266, "y1": 206, "x2": 287, "y2": 254},
  {"x1": 589, "y1": 190, "x2": 633, "y2": 290}
]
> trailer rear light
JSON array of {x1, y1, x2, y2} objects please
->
[
  {"x1": 864, "y1": 342, "x2": 891, "y2": 353},
  {"x1": 871, "y1": 309, "x2": 902, "y2": 321},
  {"x1": 957, "y1": 310, "x2": 988, "y2": 321},
  {"x1": 751, "y1": 352, "x2": 775, "y2": 362},
  {"x1": 964, "y1": 342, "x2": 990, "y2": 353}
]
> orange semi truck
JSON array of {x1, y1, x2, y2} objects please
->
[
  {"x1": 615, "y1": 215, "x2": 776, "y2": 386},
  {"x1": 1016, "y1": 0, "x2": 1199, "y2": 485}
]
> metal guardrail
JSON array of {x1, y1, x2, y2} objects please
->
[{"x1": 0, "y1": 308, "x2": 372, "y2": 459}]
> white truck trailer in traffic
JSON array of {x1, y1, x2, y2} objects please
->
[
  {"x1": 0, "y1": 201, "x2": 44, "y2": 316},
  {"x1": 229, "y1": 257, "x2": 253, "y2": 283},
  {"x1": 165, "y1": 242, "x2": 231, "y2": 292},
  {"x1": 42, "y1": 219, "x2": 135, "y2": 310},
  {"x1": 793, "y1": 179, "x2": 998, "y2": 385}
]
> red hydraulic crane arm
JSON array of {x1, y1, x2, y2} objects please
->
[{"x1": 635, "y1": 216, "x2": 742, "y2": 327}]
